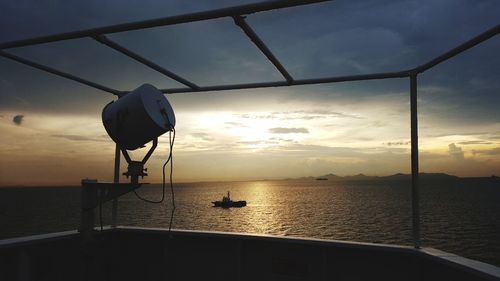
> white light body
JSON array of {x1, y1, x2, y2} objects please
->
[{"x1": 102, "y1": 84, "x2": 175, "y2": 150}]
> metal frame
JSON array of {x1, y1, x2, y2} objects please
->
[{"x1": 1, "y1": 0, "x2": 498, "y2": 249}]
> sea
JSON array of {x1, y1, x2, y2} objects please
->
[{"x1": 1, "y1": 178, "x2": 499, "y2": 267}]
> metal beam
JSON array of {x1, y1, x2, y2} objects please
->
[
  {"x1": 160, "y1": 70, "x2": 409, "y2": 93},
  {"x1": 413, "y1": 24, "x2": 500, "y2": 74},
  {"x1": 111, "y1": 144, "x2": 120, "y2": 228},
  {"x1": 0, "y1": 50, "x2": 123, "y2": 96},
  {"x1": 93, "y1": 35, "x2": 198, "y2": 89},
  {"x1": 0, "y1": 0, "x2": 331, "y2": 50},
  {"x1": 410, "y1": 74, "x2": 420, "y2": 249},
  {"x1": 233, "y1": 15, "x2": 294, "y2": 84}
]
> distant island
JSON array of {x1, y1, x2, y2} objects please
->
[{"x1": 287, "y1": 173, "x2": 499, "y2": 184}]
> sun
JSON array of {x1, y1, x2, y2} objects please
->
[{"x1": 184, "y1": 110, "x2": 313, "y2": 151}]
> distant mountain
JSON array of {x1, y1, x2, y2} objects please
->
[
  {"x1": 418, "y1": 173, "x2": 460, "y2": 181},
  {"x1": 342, "y1": 173, "x2": 379, "y2": 181},
  {"x1": 305, "y1": 172, "x2": 462, "y2": 182},
  {"x1": 314, "y1": 173, "x2": 340, "y2": 180}
]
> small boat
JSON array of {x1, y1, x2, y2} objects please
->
[{"x1": 212, "y1": 191, "x2": 246, "y2": 208}]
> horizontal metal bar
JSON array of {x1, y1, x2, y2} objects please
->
[
  {"x1": 413, "y1": 24, "x2": 500, "y2": 74},
  {"x1": 163, "y1": 81, "x2": 288, "y2": 93},
  {"x1": 93, "y1": 35, "x2": 198, "y2": 89},
  {"x1": 0, "y1": 50, "x2": 123, "y2": 95},
  {"x1": 0, "y1": 0, "x2": 330, "y2": 50},
  {"x1": 233, "y1": 15, "x2": 294, "y2": 84},
  {"x1": 293, "y1": 71, "x2": 410, "y2": 85},
  {"x1": 0, "y1": 230, "x2": 80, "y2": 249},
  {"x1": 161, "y1": 70, "x2": 409, "y2": 93}
]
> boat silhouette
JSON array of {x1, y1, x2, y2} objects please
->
[{"x1": 212, "y1": 191, "x2": 246, "y2": 208}]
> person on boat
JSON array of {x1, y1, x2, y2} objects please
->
[{"x1": 223, "y1": 191, "x2": 231, "y2": 203}]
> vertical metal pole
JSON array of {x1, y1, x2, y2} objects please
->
[
  {"x1": 111, "y1": 143, "x2": 120, "y2": 227},
  {"x1": 410, "y1": 74, "x2": 421, "y2": 248}
]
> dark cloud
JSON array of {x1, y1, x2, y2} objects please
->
[
  {"x1": 12, "y1": 114, "x2": 24, "y2": 125},
  {"x1": 250, "y1": 0, "x2": 499, "y2": 77},
  {"x1": 269, "y1": 127, "x2": 309, "y2": 134},
  {"x1": 472, "y1": 147, "x2": 500, "y2": 156},
  {"x1": 385, "y1": 141, "x2": 410, "y2": 146},
  {"x1": 190, "y1": 132, "x2": 214, "y2": 141},
  {"x1": 236, "y1": 140, "x2": 279, "y2": 145},
  {"x1": 458, "y1": 140, "x2": 492, "y2": 145},
  {"x1": 280, "y1": 110, "x2": 363, "y2": 120},
  {"x1": 236, "y1": 113, "x2": 276, "y2": 120},
  {"x1": 51, "y1": 134, "x2": 106, "y2": 142},
  {"x1": 448, "y1": 143, "x2": 464, "y2": 160},
  {"x1": 235, "y1": 110, "x2": 362, "y2": 122},
  {"x1": 0, "y1": 0, "x2": 498, "y2": 136},
  {"x1": 484, "y1": 132, "x2": 500, "y2": 141},
  {"x1": 269, "y1": 137, "x2": 295, "y2": 143},
  {"x1": 291, "y1": 110, "x2": 361, "y2": 118},
  {"x1": 371, "y1": 121, "x2": 386, "y2": 128},
  {"x1": 424, "y1": 132, "x2": 500, "y2": 141}
]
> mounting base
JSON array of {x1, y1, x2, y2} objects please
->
[{"x1": 80, "y1": 181, "x2": 142, "y2": 235}]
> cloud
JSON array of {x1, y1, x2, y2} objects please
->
[
  {"x1": 425, "y1": 132, "x2": 489, "y2": 138},
  {"x1": 371, "y1": 121, "x2": 386, "y2": 128},
  {"x1": 269, "y1": 137, "x2": 294, "y2": 142},
  {"x1": 224, "y1": 121, "x2": 248, "y2": 128},
  {"x1": 290, "y1": 110, "x2": 362, "y2": 119},
  {"x1": 233, "y1": 110, "x2": 362, "y2": 122},
  {"x1": 269, "y1": 127, "x2": 309, "y2": 134},
  {"x1": 448, "y1": 143, "x2": 464, "y2": 160},
  {"x1": 236, "y1": 113, "x2": 276, "y2": 120},
  {"x1": 51, "y1": 134, "x2": 106, "y2": 142},
  {"x1": 12, "y1": 114, "x2": 24, "y2": 125},
  {"x1": 385, "y1": 141, "x2": 410, "y2": 146},
  {"x1": 266, "y1": 110, "x2": 363, "y2": 121},
  {"x1": 484, "y1": 132, "x2": 500, "y2": 141},
  {"x1": 236, "y1": 140, "x2": 279, "y2": 146},
  {"x1": 457, "y1": 140, "x2": 492, "y2": 145},
  {"x1": 472, "y1": 147, "x2": 500, "y2": 156},
  {"x1": 190, "y1": 132, "x2": 214, "y2": 141}
]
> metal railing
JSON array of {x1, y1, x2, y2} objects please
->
[{"x1": 1, "y1": 0, "x2": 498, "y2": 249}]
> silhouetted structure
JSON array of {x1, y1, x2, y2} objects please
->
[
  {"x1": 0, "y1": 0, "x2": 499, "y2": 280},
  {"x1": 212, "y1": 191, "x2": 247, "y2": 208}
]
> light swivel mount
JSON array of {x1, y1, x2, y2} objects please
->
[{"x1": 121, "y1": 137, "x2": 158, "y2": 184}]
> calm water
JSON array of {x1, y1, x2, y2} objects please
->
[{"x1": 1, "y1": 179, "x2": 499, "y2": 266}]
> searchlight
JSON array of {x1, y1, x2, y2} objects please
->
[
  {"x1": 102, "y1": 83, "x2": 175, "y2": 184},
  {"x1": 80, "y1": 84, "x2": 176, "y2": 236}
]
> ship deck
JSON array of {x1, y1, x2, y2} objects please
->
[{"x1": 1, "y1": 226, "x2": 499, "y2": 281}]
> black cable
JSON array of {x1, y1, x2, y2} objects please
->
[
  {"x1": 131, "y1": 127, "x2": 176, "y2": 234},
  {"x1": 133, "y1": 128, "x2": 175, "y2": 203},
  {"x1": 168, "y1": 128, "x2": 176, "y2": 234}
]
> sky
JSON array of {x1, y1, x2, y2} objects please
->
[{"x1": 0, "y1": 0, "x2": 499, "y2": 186}]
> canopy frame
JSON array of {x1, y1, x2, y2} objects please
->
[{"x1": 1, "y1": 0, "x2": 499, "y2": 249}]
